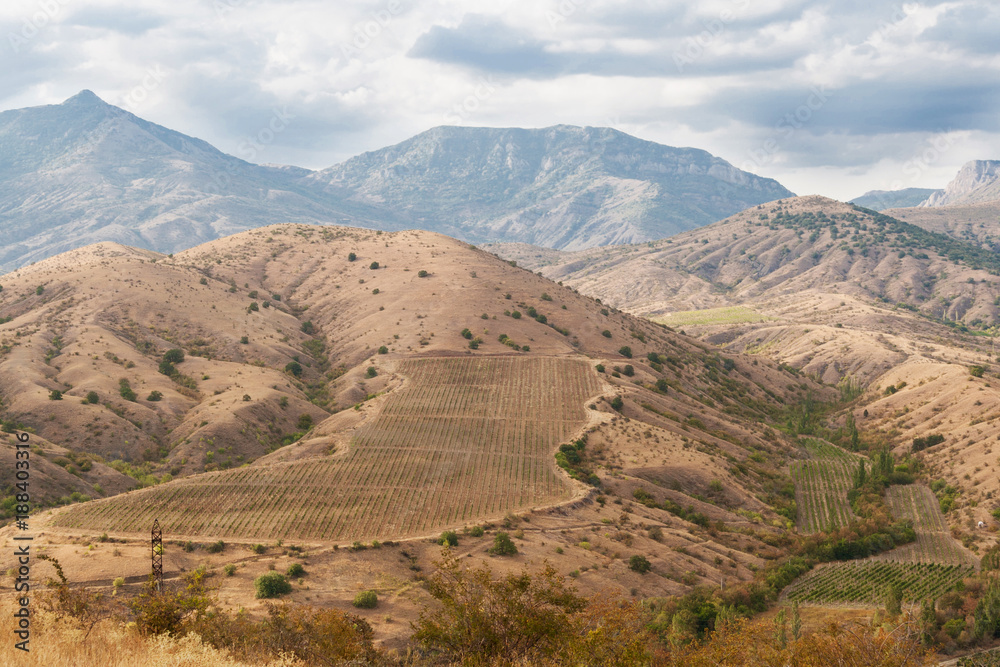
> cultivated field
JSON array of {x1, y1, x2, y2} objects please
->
[
  {"x1": 791, "y1": 439, "x2": 859, "y2": 534},
  {"x1": 652, "y1": 306, "x2": 771, "y2": 328},
  {"x1": 874, "y1": 484, "x2": 976, "y2": 566},
  {"x1": 784, "y1": 560, "x2": 975, "y2": 605},
  {"x1": 51, "y1": 356, "x2": 603, "y2": 542}
]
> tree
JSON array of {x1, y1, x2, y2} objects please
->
[
  {"x1": 369, "y1": 261, "x2": 379, "y2": 270},
  {"x1": 254, "y1": 572, "x2": 292, "y2": 599},
  {"x1": 885, "y1": 583, "x2": 903, "y2": 617},
  {"x1": 146, "y1": 391, "x2": 163, "y2": 402},
  {"x1": 163, "y1": 349, "x2": 185, "y2": 364},
  {"x1": 300, "y1": 320, "x2": 315, "y2": 334},
  {"x1": 348, "y1": 252, "x2": 357, "y2": 262},
  {"x1": 412, "y1": 551, "x2": 584, "y2": 664},
  {"x1": 284, "y1": 360, "x2": 303, "y2": 377},
  {"x1": 629, "y1": 555, "x2": 651, "y2": 573},
  {"x1": 854, "y1": 459, "x2": 867, "y2": 489},
  {"x1": 791, "y1": 601, "x2": 802, "y2": 640},
  {"x1": 85, "y1": 391, "x2": 99, "y2": 404},
  {"x1": 418, "y1": 270, "x2": 429, "y2": 277},
  {"x1": 48, "y1": 390, "x2": 62, "y2": 400},
  {"x1": 488, "y1": 532, "x2": 518, "y2": 556},
  {"x1": 438, "y1": 531, "x2": 459, "y2": 547}
]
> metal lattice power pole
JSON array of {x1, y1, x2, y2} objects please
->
[{"x1": 151, "y1": 519, "x2": 163, "y2": 592}]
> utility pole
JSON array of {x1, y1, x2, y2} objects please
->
[{"x1": 151, "y1": 519, "x2": 163, "y2": 592}]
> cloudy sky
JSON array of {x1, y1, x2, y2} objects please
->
[{"x1": 2, "y1": 0, "x2": 997, "y2": 200}]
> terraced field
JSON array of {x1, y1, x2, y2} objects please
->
[
  {"x1": 875, "y1": 484, "x2": 976, "y2": 566},
  {"x1": 52, "y1": 356, "x2": 603, "y2": 542},
  {"x1": 791, "y1": 439, "x2": 860, "y2": 533},
  {"x1": 784, "y1": 560, "x2": 974, "y2": 605}
]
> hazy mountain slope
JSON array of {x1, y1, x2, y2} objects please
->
[
  {"x1": 500, "y1": 196, "x2": 1000, "y2": 327},
  {"x1": 887, "y1": 201, "x2": 1000, "y2": 251},
  {"x1": 0, "y1": 92, "x2": 398, "y2": 272},
  {"x1": 0, "y1": 93, "x2": 794, "y2": 271},
  {"x1": 850, "y1": 188, "x2": 939, "y2": 211},
  {"x1": 921, "y1": 160, "x2": 1000, "y2": 207},
  {"x1": 308, "y1": 125, "x2": 794, "y2": 250}
]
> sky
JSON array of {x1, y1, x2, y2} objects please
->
[{"x1": 2, "y1": 0, "x2": 998, "y2": 200}]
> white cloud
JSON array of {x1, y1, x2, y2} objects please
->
[{"x1": 0, "y1": 0, "x2": 996, "y2": 200}]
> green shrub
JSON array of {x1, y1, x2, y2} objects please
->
[
  {"x1": 247, "y1": 301, "x2": 259, "y2": 313},
  {"x1": 285, "y1": 361, "x2": 303, "y2": 377},
  {"x1": 418, "y1": 270, "x2": 429, "y2": 277},
  {"x1": 610, "y1": 396, "x2": 624, "y2": 411},
  {"x1": 622, "y1": 365, "x2": 634, "y2": 377},
  {"x1": 163, "y1": 349, "x2": 185, "y2": 364},
  {"x1": 85, "y1": 391, "x2": 99, "y2": 404},
  {"x1": 146, "y1": 391, "x2": 163, "y2": 402},
  {"x1": 206, "y1": 540, "x2": 225, "y2": 553},
  {"x1": 468, "y1": 525, "x2": 485, "y2": 537},
  {"x1": 511, "y1": 311, "x2": 522, "y2": 319},
  {"x1": 366, "y1": 366, "x2": 377, "y2": 378},
  {"x1": 301, "y1": 321, "x2": 316, "y2": 334},
  {"x1": 970, "y1": 365, "x2": 986, "y2": 378},
  {"x1": 628, "y1": 555, "x2": 651, "y2": 573},
  {"x1": 240, "y1": 336, "x2": 249, "y2": 344},
  {"x1": 353, "y1": 590, "x2": 378, "y2": 609},
  {"x1": 348, "y1": 252, "x2": 357, "y2": 262},
  {"x1": 223, "y1": 564, "x2": 236, "y2": 576},
  {"x1": 250, "y1": 544, "x2": 266, "y2": 555},
  {"x1": 595, "y1": 364, "x2": 605, "y2": 373},
  {"x1": 119, "y1": 379, "x2": 137, "y2": 402},
  {"x1": 378, "y1": 345, "x2": 388, "y2": 355},
  {"x1": 254, "y1": 572, "x2": 291, "y2": 598},
  {"x1": 488, "y1": 532, "x2": 518, "y2": 556},
  {"x1": 287, "y1": 563, "x2": 306, "y2": 578},
  {"x1": 618, "y1": 346, "x2": 632, "y2": 358},
  {"x1": 460, "y1": 328, "x2": 473, "y2": 339},
  {"x1": 369, "y1": 261, "x2": 379, "y2": 270},
  {"x1": 438, "y1": 531, "x2": 459, "y2": 547},
  {"x1": 158, "y1": 360, "x2": 176, "y2": 376},
  {"x1": 48, "y1": 390, "x2": 62, "y2": 400},
  {"x1": 601, "y1": 330, "x2": 612, "y2": 338},
  {"x1": 199, "y1": 277, "x2": 208, "y2": 285}
]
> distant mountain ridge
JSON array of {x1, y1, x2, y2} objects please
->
[
  {"x1": 307, "y1": 125, "x2": 794, "y2": 250},
  {"x1": 0, "y1": 91, "x2": 794, "y2": 270},
  {"x1": 850, "y1": 188, "x2": 940, "y2": 211},
  {"x1": 921, "y1": 160, "x2": 1000, "y2": 207}
]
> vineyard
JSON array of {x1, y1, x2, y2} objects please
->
[
  {"x1": 52, "y1": 357, "x2": 603, "y2": 542},
  {"x1": 875, "y1": 484, "x2": 976, "y2": 566},
  {"x1": 784, "y1": 560, "x2": 975, "y2": 605},
  {"x1": 791, "y1": 439, "x2": 860, "y2": 533}
]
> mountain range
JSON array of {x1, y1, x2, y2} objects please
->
[{"x1": 0, "y1": 91, "x2": 793, "y2": 271}]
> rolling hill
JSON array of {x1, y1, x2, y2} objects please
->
[{"x1": 849, "y1": 188, "x2": 940, "y2": 211}]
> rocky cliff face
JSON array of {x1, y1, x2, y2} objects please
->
[
  {"x1": 921, "y1": 160, "x2": 1000, "y2": 207},
  {"x1": 310, "y1": 124, "x2": 795, "y2": 250}
]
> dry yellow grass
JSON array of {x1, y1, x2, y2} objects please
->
[{"x1": 0, "y1": 598, "x2": 298, "y2": 667}]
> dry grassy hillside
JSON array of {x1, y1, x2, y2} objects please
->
[
  {"x1": 489, "y1": 197, "x2": 1000, "y2": 540},
  {"x1": 497, "y1": 196, "x2": 1000, "y2": 327},
  {"x1": 888, "y1": 201, "x2": 1000, "y2": 251},
  {"x1": 0, "y1": 224, "x2": 844, "y2": 643}
]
